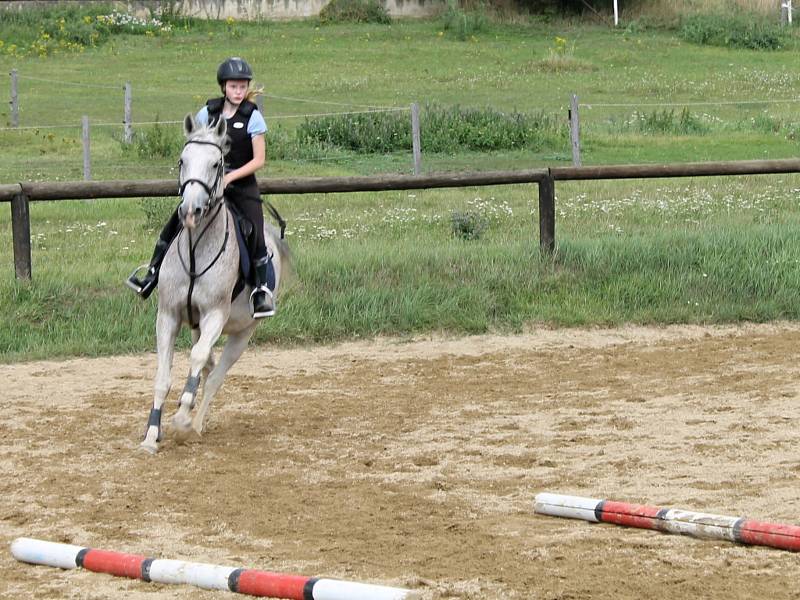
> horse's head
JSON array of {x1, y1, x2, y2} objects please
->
[{"x1": 177, "y1": 114, "x2": 230, "y2": 230}]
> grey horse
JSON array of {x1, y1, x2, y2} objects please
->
[{"x1": 140, "y1": 114, "x2": 290, "y2": 454}]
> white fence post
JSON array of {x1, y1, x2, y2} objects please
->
[
  {"x1": 123, "y1": 82, "x2": 133, "y2": 143},
  {"x1": 569, "y1": 94, "x2": 581, "y2": 167},
  {"x1": 613, "y1": 0, "x2": 619, "y2": 26},
  {"x1": 10, "y1": 68, "x2": 19, "y2": 128},
  {"x1": 411, "y1": 102, "x2": 421, "y2": 175},
  {"x1": 82, "y1": 116, "x2": 91, "y2": 181},
  {"x1": 781, "y1": 1, "x2": 793, "y2": 25}
]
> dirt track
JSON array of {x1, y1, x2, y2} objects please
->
[{"x1": 2, "y1": 323, "x2": 800, "y2": 599}]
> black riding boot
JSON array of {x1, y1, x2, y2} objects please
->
[
  {"x1": 126, "y1": 211, "x2": 180, "y2": 299},
  {"x1": 251, "y1": 254, "x2": 276, "y2": 318}
]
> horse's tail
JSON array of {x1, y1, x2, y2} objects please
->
[{"x1": 264, "y1": 201, "x2": 294, "y2": 295}]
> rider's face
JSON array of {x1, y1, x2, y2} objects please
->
[{"x1": 224, "y1": 80, "x2": 249, "y2": 105}]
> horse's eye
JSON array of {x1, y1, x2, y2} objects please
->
[
  {"x1": 178, "y1": 159, "x2": 183, "y2": 168},
  {"x1": 213, "y1": 162, "x2": 220, "y2": 170}
]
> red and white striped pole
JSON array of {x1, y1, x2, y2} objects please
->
[
  {"x1": 10, "y1": 538, "x2": 420, "y2": 600},
  {"x1": 534, "y1": 492, "x2": 800, "y2": 552}
]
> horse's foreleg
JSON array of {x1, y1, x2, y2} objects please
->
[
  {"x1": 192, "y1": 327, "x2": 216, "y2": 381},
  {"x1": 172, "y1": 311, "x2": 226, "y2": 437},
  {"x1": 192, "y1": 325, "x2": 256, "y2": 435},
  {"x1": 140, "y1": 311, "x2": 180, "y2": 454}
]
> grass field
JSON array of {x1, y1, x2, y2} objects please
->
[{"x1": 0, "y1": 10, "x2": 799, "y2": 361}]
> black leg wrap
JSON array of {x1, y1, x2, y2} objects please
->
[
  {"x1": 145, "y1": 407, "x2": 163, "y2": 442},
  {"x1": 180, "y1": 374, "x2": 201, "y2": 409}
]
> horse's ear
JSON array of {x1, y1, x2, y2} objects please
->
[
  {"x1": 214, "y1": 115, "x2": 227, "y2": 139},
  {"x1": 184, "y1": 113, "x2": 196, "y2": 136}
]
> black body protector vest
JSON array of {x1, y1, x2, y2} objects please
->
[{"x1": 206, "y1": 97, "x2": 258, "y2": 184}]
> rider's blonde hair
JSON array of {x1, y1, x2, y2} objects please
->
[{"x1": 245, "y1": 84, "x2": 263, "y2": 104}]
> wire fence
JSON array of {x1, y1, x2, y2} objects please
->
[
  {"x1": 4, "y1": 69, "x2": 800, "y2": 179},
  {"x1": 4, "y1": 68, "x2": 426, "y2": 179}
]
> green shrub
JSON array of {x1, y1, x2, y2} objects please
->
[
  {"x1": 441, "y1": 0, "x2": 488, "y2": 41},
  {"x1": 680, "y1": 13, "x2": 786, "y2": 50},
  {"x1": 318, "y1": 0, "x2": 391, "y2": 24},
  {"x1": 296, "y1": 109, "x2": 409, "y2": 153},
  {"x1": 451, "y1": 210, "x2": 488, "y2": 240},
  {"x1": 128, "y1": 119, "x2": 183, "y2": 160},
  {"x1": 296, "y1": 103, "x2": 566, "y2": 154}
]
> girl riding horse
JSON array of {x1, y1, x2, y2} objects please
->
[{"x1": 128, "y1": 57, "x2": 276, "y2": 318}]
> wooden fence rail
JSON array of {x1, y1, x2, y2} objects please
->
[{"x1": 4, "y1": 158, "x2": 800, "y2": 280}]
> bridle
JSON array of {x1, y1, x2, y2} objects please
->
[
  {"x1": 177, "y1": 139, "x2": 225, "y2": 204},
  {"x1": 176, "y1": 138, "x2": 230, "y2": 329}
]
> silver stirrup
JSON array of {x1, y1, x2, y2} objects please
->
[
  {"x1": 249, "y1": 286, "x2": 276, "y2": 318},
  {"x1": 125, "y1": 264, "x2": 151, "y2": 293}
]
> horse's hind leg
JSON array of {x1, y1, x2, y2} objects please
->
[
  {"x1": 141, "y1": 311, "x2": 180, "y2": 454},
  {"x1": 172, "y1": 310, "x2": 226, "y2": 438},
  {"x1": 192, "y1": 325, "x2": 256, "y2": 435}
]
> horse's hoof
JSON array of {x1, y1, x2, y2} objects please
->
[
  {"x1": 139, "y1": 440, "x2": 158, "y2": 454},
  {"x1": 172, "y1": 412, "x2": 192, "y2": 432}
]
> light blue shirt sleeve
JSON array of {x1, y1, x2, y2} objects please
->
[
  {"x1": 195, "y1": 106, "x2": 209, "y2": 126},
  {"x1": 248, "y1": 109, "x2": 267, "y2": 137}
]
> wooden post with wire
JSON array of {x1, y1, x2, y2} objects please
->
[
  {"x1": 10, "y1": 68, "x2": 19, "y2": 128},
  {"x1": 82, "y1": 116, "x2": 91, "y2": 181},
  {"x1": 569, "y1": 94, "x2": 581, "y2": 167},
  {"x1": 411, "y1": 102, "x2": 421, "y2": 175},
  {"x1": 123, "y1": 82, "x2": 133, "y2": 143}
]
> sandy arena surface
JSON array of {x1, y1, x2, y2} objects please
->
[{"x1": 2, "y1": 323, "x2": 800, "y2": 599}]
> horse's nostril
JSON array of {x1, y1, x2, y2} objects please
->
[{"x1": 194, "y1": 207, "x2": 202, "y2": 216}]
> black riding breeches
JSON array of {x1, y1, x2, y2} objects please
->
[{"x1": 225, "y1": 178, "x2": 267, "y2": 260}]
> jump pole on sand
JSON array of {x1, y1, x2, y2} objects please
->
[
  {"x1": 534, "y1": 493, "x2": 800, "y2": 552},
  {"x1": 10, "y1": 538, "x2": 420, "y2": 600}
]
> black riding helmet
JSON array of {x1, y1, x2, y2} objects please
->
[{"x1": 216, "y1": 57, "x2": 253, "y2": 87}]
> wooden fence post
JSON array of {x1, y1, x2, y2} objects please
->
[
  {"x1": 781, "y1": 1, "x2": 793, "y2": 25},
  {"x1": 411, "y1": 102, "x2": 421, "y2": 175},
  {"x1": 538, "y1": 174, "x2": 555, "y2": 255},
  {"x1": 10, "y1": 68, "x2": 19, "y2": 128},
  {"x1": 11, "y1": 192, "x2": 32, "y2": 280},
  {"x1": 569, "y1": 94, "x2": 581, "y2": 167},
  {"x1": 82, "y1": 116, "x2": 91, "y2": 181},
  {"x1": 123, "y1": 82, "x2": 133, "y2": 143}
]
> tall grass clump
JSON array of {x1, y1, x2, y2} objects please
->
[
  {"x1": 441, "y1": 0, "x2": 488, "y2": 40},
  {"x1": 535, "y1": 35, "x2": 595, "y2": 73},
  {"x1": 318, "y1": 0, "x2": 391, "y2": 24},
  {"x1": 627, "y1": 108, "x2": 710, "y2": 136},
  {"x1": 296, "y1": 103, "x2": 566, "y2": 153},
  {"x1": 680, "y1": 12, "x2": 786, "y2": 50}
]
